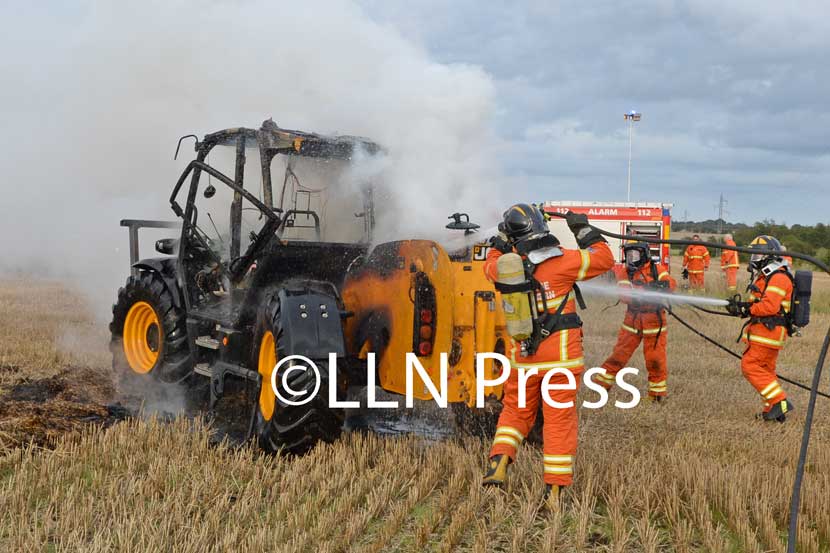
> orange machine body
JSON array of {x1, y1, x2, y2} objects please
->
[{"x1": 341, "y1": 240, "x2": 507, "y2": 406}]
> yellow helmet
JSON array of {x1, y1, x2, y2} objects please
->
[{"x1": 748, "y1": 235, "x2": 783, "y2": 271}]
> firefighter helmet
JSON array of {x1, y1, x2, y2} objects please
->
[
  {"x1": 747, "y1": 235, "x2": 783, "y2": 271},
  {"x1": 498, "y1": 203, "x2": 548, "y2": 243},
  {"x1": 623, "y1": 241, "x2": 651, "y2": 271}
]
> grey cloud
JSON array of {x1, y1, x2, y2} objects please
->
[{"x1": 360, "y1": 0, "x2": 830, "y2": 222}]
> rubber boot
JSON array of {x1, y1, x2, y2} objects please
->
[
  {"x1": 482, "y1": 454, "x2": 510, "y2": 487},
  {"x1": 762, "y1": 398, "x2": 794, "y2": 423},
  {"x1": 544, "y1": 484, "x2": 562, "y2": 510}
]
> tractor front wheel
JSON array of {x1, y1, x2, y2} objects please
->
[{"x1": 110, "y1": 272, "x2": 191, "y2": 383}]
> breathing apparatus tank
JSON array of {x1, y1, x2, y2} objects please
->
[
  {"x1": 791, "y1": 270, "x2": 812, "y2": 334},
  {"x1": 495, "y1": 253, "x2": 534, "y2": 340}
]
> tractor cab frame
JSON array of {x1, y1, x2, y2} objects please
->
[{"x1": 117, "y1": 121, "x2": 381, "y2": 414}]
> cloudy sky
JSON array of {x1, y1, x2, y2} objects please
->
[
  {"x1": 2, "y1": 0, "x2": 829, "y2": 265},
  {"x1": 361, "y1": 0, "x2": 830, "y2": 224}
]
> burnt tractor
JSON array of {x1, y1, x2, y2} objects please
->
[{"x1": 110, "y1": 120, "x2": 507, "y2": 453}]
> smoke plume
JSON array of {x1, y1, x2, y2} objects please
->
[{"x1": 0, "y1": 1, "x2": 506, "y2": 320}]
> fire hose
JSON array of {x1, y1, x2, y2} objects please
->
[
  {"x1": 547, "y1": 212, "x2": 829, "y2": 551},
  {"x1": 668, "y1": 308, "x2": 830, "y2": 399}
]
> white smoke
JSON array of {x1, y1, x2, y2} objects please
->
[{"x1": 0, "y1": 1, "x2": 506, "y2": 320}]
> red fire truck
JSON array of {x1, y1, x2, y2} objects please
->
[{"x1": 542, "y1": 201, "x2": 674, "y2": 268}]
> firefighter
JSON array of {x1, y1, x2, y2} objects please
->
[
  {"x1": 720, "y1": 233, "x2": 740, "y2": 292},
  {"x1": 592, "y1": 242, "x2": 677, "y2": 401},
  {"x1": 682, "y1": 235, "x2": 710, "y2": 290},
  {"x1": 481, "y1": 205, "x2": 614, "y2": 505},
  {"x1": 726, "y1": 235, "x2": 795, "y2": 422}
]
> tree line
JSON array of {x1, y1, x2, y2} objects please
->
[{"x1": 672, "y1": 219, "x2": 830, "y2": 266}]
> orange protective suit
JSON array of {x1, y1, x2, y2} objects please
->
[
  {"x1": 683, "y1": 244, "x2": 710, "y2": 289},
  {"x1": 720, "y1": 239, "x2": 739, "y2": 291},
  {"x1": 594, "y1": 262, "x2": 677, "y2": 398},
  {"x1": 485, "y1": 241, "x2": 614, "y2": 486},
  {"x1": 741, "y1": 270, "x2": 793, "y2": 412}
]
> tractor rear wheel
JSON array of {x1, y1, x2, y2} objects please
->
[
  {"x1": 252, "y1": 291, "x2": 344, "y2": 454},
  {"x1": 110, "y1": 272, "x2": 191, "y2": 383}
]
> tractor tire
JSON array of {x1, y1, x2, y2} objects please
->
[
  {"x1": 110, "y1": 272, "x2": 191, "y2": 384},
  {"x1": 252, "y1": 290, "x2": 344, "y2": 455}
]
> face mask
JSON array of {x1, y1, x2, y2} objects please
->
[{"x1": 625, "y1": 249, "x2": 642, "y2": 266}]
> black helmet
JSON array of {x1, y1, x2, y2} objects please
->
[
  {"x1": 498, "y1": 203, "x2": 548, "y2": 243},
  {"x1": 747, "y1": 235, "x2": 783, "y2": 271},
  {"x1": 623, "y1": 241, "x2": 651, "y2": 271}
]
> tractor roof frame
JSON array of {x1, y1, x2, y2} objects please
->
[{"x1": 171, "y1": 119, "x2": 381, "y2": 265}]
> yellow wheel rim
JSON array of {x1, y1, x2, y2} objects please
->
[
  {"x1": 123, "y1": 301, "x2": 161, "y2": 374},
  {"x1": 258, "y1": 331, "x2": 277, "y2": 421}
]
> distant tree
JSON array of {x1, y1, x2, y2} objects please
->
[{"x1": 673, "y1": 219, "x2": 829, "y2": 263}]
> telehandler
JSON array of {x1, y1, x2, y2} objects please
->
[{"x1": 110, "y1": 120, "x2": 507, "y2": 453}]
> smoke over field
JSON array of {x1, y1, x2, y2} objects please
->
[{"x1": 0, "y1": 1, "x2": 504, "y2": 319}]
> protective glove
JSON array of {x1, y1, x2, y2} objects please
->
[
  {"x1": 488, "y1": 233, "x2": 513, "y2": 254},
  {"x1": 681, "y1": 268, "x2": 689, "y2": 280},
  {"x1": 564, "y1": 211, "x2": 605, "y2": 249},
  {"x1": 649, "y1": 280, "x2": 670, "y2": 290},
  {"x1": 726, "y1": 296, "x2": 752, "y2": 318},
  {"x1": 564, "y1": 211, "x2": 590, "y2": 232}
]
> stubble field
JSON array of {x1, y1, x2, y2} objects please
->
[{"x1": 1, "y1": 270, "x2": 829, "y2": 552}]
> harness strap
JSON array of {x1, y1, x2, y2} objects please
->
[
  {"x1": 751, "y1": 315, "x2": 789, "y2": 330},
  {"x1": 572, "y1": 283, "x2": 587, "y2": 310},
  {"x1": 539, "y1": 313, "x2": 582, "y2": 336},
  {"x1": 525, "y1": 283, "x2": 581, "y2": 356},
  {"x1": 650, "y1": 262, "x2": 659, "y2": 282},
  {"x1": 494, "y1": 281, "x2": 533, "y2": 294},
  {"x1": 525, "y1": 313, "x2": 582, "y2": 356}
]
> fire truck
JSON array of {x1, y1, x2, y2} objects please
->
[{"x1": 542, "y1": 201, "x2": 674, "y2": 268}]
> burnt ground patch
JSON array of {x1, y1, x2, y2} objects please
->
[{"x1": 0, "y1": 367, "x2": 129, "y2": 449}]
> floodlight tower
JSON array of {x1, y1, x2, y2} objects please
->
[{"x1": 624, "y1": 110, "x2": 641, "y2": 202}]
